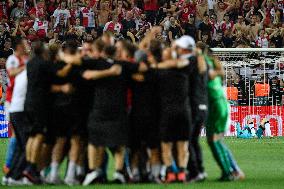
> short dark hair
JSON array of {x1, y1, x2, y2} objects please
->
[
  {"x1": 12, "y1": 37, "x2": 24, "y2": 50},
  {"x1": 93, "y1": 38, "x2": 105, "y2": 53},
  {"x1": 119, "y1": 40, "x2": 137, "y2": 58},
  {"x1": 31, "y1": 40, "x2": 45, "y2": 56},
  {"x1": 62, "y1": 39, "x2": 78, "y2": 55},
  {"x1": 103, "y1": 45, "x2": 116, "y2": 59}
]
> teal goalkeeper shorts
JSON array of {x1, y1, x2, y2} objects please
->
[{"x1": 206, "y1": 97, "x2": 229, "y2": 136}]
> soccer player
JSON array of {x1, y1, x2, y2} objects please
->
[
  {"x1": 120, "y1": 39, "x2": 161, "y2": 183},
  {"x1": 24, "y1": 40, "x2": 53, "y2": 184},
  {"x1": 81, "y1": 42, "x2": 148, "y2": 185},
  {"x1": 155, "y1": 37, "x2": 194, "y2": 183},
  {"x1": 197, "y1": 42, "x2": 245, "y2": 181},
  {"x1": 3, "y1": 38, "x2": 27, "y2": 176},
  {"x1": 3, "y1": 44, "x2": 30, "y2": 186}
]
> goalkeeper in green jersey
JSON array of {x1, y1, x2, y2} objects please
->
[{"x1": 196, "y1": 42, "x2": 245, "y2": 181}]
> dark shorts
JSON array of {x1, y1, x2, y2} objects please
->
[
  {"x1": 52, "y1": 105, "x2": 88, "y2": 138},
  {"x1": 160, "y1": 110, "x2": 190, "y2": 142},
  {"x1": 26, "y1": 108, "x2": 49, "y2": 136},
  {"x1": 26, "y1": 107, "x2": 55, "y2": 144},
  {"x1": 129, "y1": 114, "x2": 159, "y2": 150}
]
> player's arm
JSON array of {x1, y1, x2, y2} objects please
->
[
  {"x1": 82, "y1": 64, "x2": 122, "y2": 80},
  {"x1": 51, "y1": 83, "x2": 73, "y2": 94},
  {"x1": 152, "y1": 59, "x2": 190, "y2": 69},
  {"x1": 7, "y1": 65, "x2": 25, "y2": 77},
  {"x1": 208, "y1": 57, "x2": 224, "y2": 80}
]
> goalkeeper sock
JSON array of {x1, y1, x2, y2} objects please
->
[
  {"x1": 215, "y1": 140, "x2": 232, "y2": 175},
  {"x1": 222, "y1": 143, "x2": 240, "y2": 172},
  {"x1": 209, "y1": 140, "x2": 231, "y2": 176}
]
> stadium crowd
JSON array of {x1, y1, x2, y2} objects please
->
[{"x1": 1, "y1": 0, "x2": 284, "y2": 187}]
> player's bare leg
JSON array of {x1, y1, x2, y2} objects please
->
[
  {"x1": 48, "y1": 137, "x2": 66, "y2": 184},
  {"x1": 161, "y1": 142, "x2": 175, "y2": 183},
  {"x1": 65, "y1": 135, "x2": 81, "y2": 185},
  {"x1": 176, "y1": 141, "x2": 189, "y2": 182},
  {"x1": 83, "y1": 144, "x2": 104, "y2": 186},
  {"x1": 148, "y1": 148, "x2": 161, "y2": 182},
  {"x1": 113, "y1": 146, "x2": 126, "y2": 183}
]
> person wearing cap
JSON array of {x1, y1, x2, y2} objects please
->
[
  {"x1": 198, "y1": 42, "x2": 245, "y2": 181},
  {"x1": 182, "y1": 14, "x2": 197, "y2": 40},
  {"x1": 154, "y1": 35, "x2": 197, "y2": 183},
  {"x1": 175, "y1": 37, "x2": 209, "y2": 182}
]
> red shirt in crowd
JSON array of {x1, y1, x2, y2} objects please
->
[
  {"x1": 181, "y1": 2, "x2": 196, "y2": 22},
  {"x1": 144, "y1": 0, "x2": 158, "y2": 11}
]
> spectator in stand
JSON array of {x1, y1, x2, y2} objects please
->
[
  {"x1": 196, "y1": 0, "x2": 208, "y2": 27},
  {"x1": 222, "y1": 29, "x2": 234, "y2": 47},
  {"x1": 210, "y1": 30, "x2": 224, "y2": 47},
  {"x1": 10, "y1": 0, "x2": 25, "y2": 21},
  {"x1": 70, "y1": 1, "x2": 81, "y2": 25},
  {"x1": 135, "y1": 13, "x2": 152, "y2": 33},
  {"x1": 256, "y1": 29, "x2": 270, "y2": 48},
  {"x1": 121, "y1": 11, "x2": 136, "y2": 37},
  {"x1": 33, "y1": 15, "x2": 49, "y2": 39},
  {"x1": 52, "y1": 1, "x2": 71, "y2": 28},
  {"x1": 209, "y1": 14, "x2": 220, "y2": 40},
  {"x1": 198, "y1": 13, "x2": 211, "y2": 41},
  {"x1": 80, "y1": 2, "x2": 96, "y2": 30},
  {"x1": 104, "y1": 14, "x2": 123, "y2": 34},
  {"x1": 247, "y1": 12, "x2": 266, "y2": 41},
  {"x1": 0, "y1": 24, "x2": 10, "y2": 49},
  {"x1": 168, "y1": 16, "x2": 183, "y2": 43},
  {"x1": 74, "y1": 17, "x2": 85, "y2": 37},
  {"x1": 232, "y1": 15, "x2": 248, "y2": 36},
  {"x1": 221, "y1": 13, "x2": 234, "y2": 32},
  {"x1": 98, "y1": 0, "x2": 111, "y2": 29},
  {"x1": 143, "y1": 0, "x2": 158, "y2": 25},
  {"x1": 213, "y1": 0, "x2": 234, "y2": 22},
  {"x1": 178, "y1": 0, "x2": 197, "y2": 23},
  {"x1": 182, "y1": 14, "x2": 197, "y2": 40},
  {"x1": 269, "y1": 27, "x2": 284, "y2": 47},
  {"x1": 0, "y1": 39, "x2": 14, "y2": 59}
]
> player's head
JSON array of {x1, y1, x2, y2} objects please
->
[
  {"x1": 92, "y1": 38, "x2": 105, "y2": 58},
  {"x1": 62, "y1": 39, "x2": 79, "y2": 55},
  {"x1": 81, "y1": 41, "x2": 94, "y2": 58},
  {"x1": 115, "y1": 40, "x2": 137, "y2": 61},
  {"x1": 149, "y1": 39, "x2": 163, "y2": 63},
  {"x1": 48, "y1": 43, "x2": 61, "y2": 62},
  {"x1": 13, "y1": 38, "x2": 29, "y2": 55},
  {"x1": 31, "y1": 40, "x2": 47, "y2": 58}
]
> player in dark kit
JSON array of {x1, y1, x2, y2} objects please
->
[
  {"x1": 127, "y1": 39, "x2": 161, "y2": 183},
  {"x1": 23, "y1": 41, "x2": 53, "y2": 184},
  {"x1": 82, "y1": 44, "x2": 148, "y2": 185},
  {"x1": 156, "y1": 44, "x2": 192, "y2": 183},
  {"x1": 185, "y1": 41, "x2": 208, "y2": 182}
]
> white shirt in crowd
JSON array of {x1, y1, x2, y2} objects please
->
[
  {"x1": 9, "y1": 69, "x2": 27, "y2": 113},
  {"x1": 33, "y1": 18, "x2": 49, "y2": 34},
  {"x1": 52, "y1": 8, "x2": 71, "y2": 27}
]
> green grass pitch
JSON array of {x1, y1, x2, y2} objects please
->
[{"x1": 1, "y1": 137, "x2": 284, "y2": 189}]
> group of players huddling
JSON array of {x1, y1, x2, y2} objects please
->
[{"x1": 2, "y1": 26, "x2": 245, "y2": 186}]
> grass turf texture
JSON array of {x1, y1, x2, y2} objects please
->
[{"x1": 0, "y1": 137, "x2": 284, "y2": 189}]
